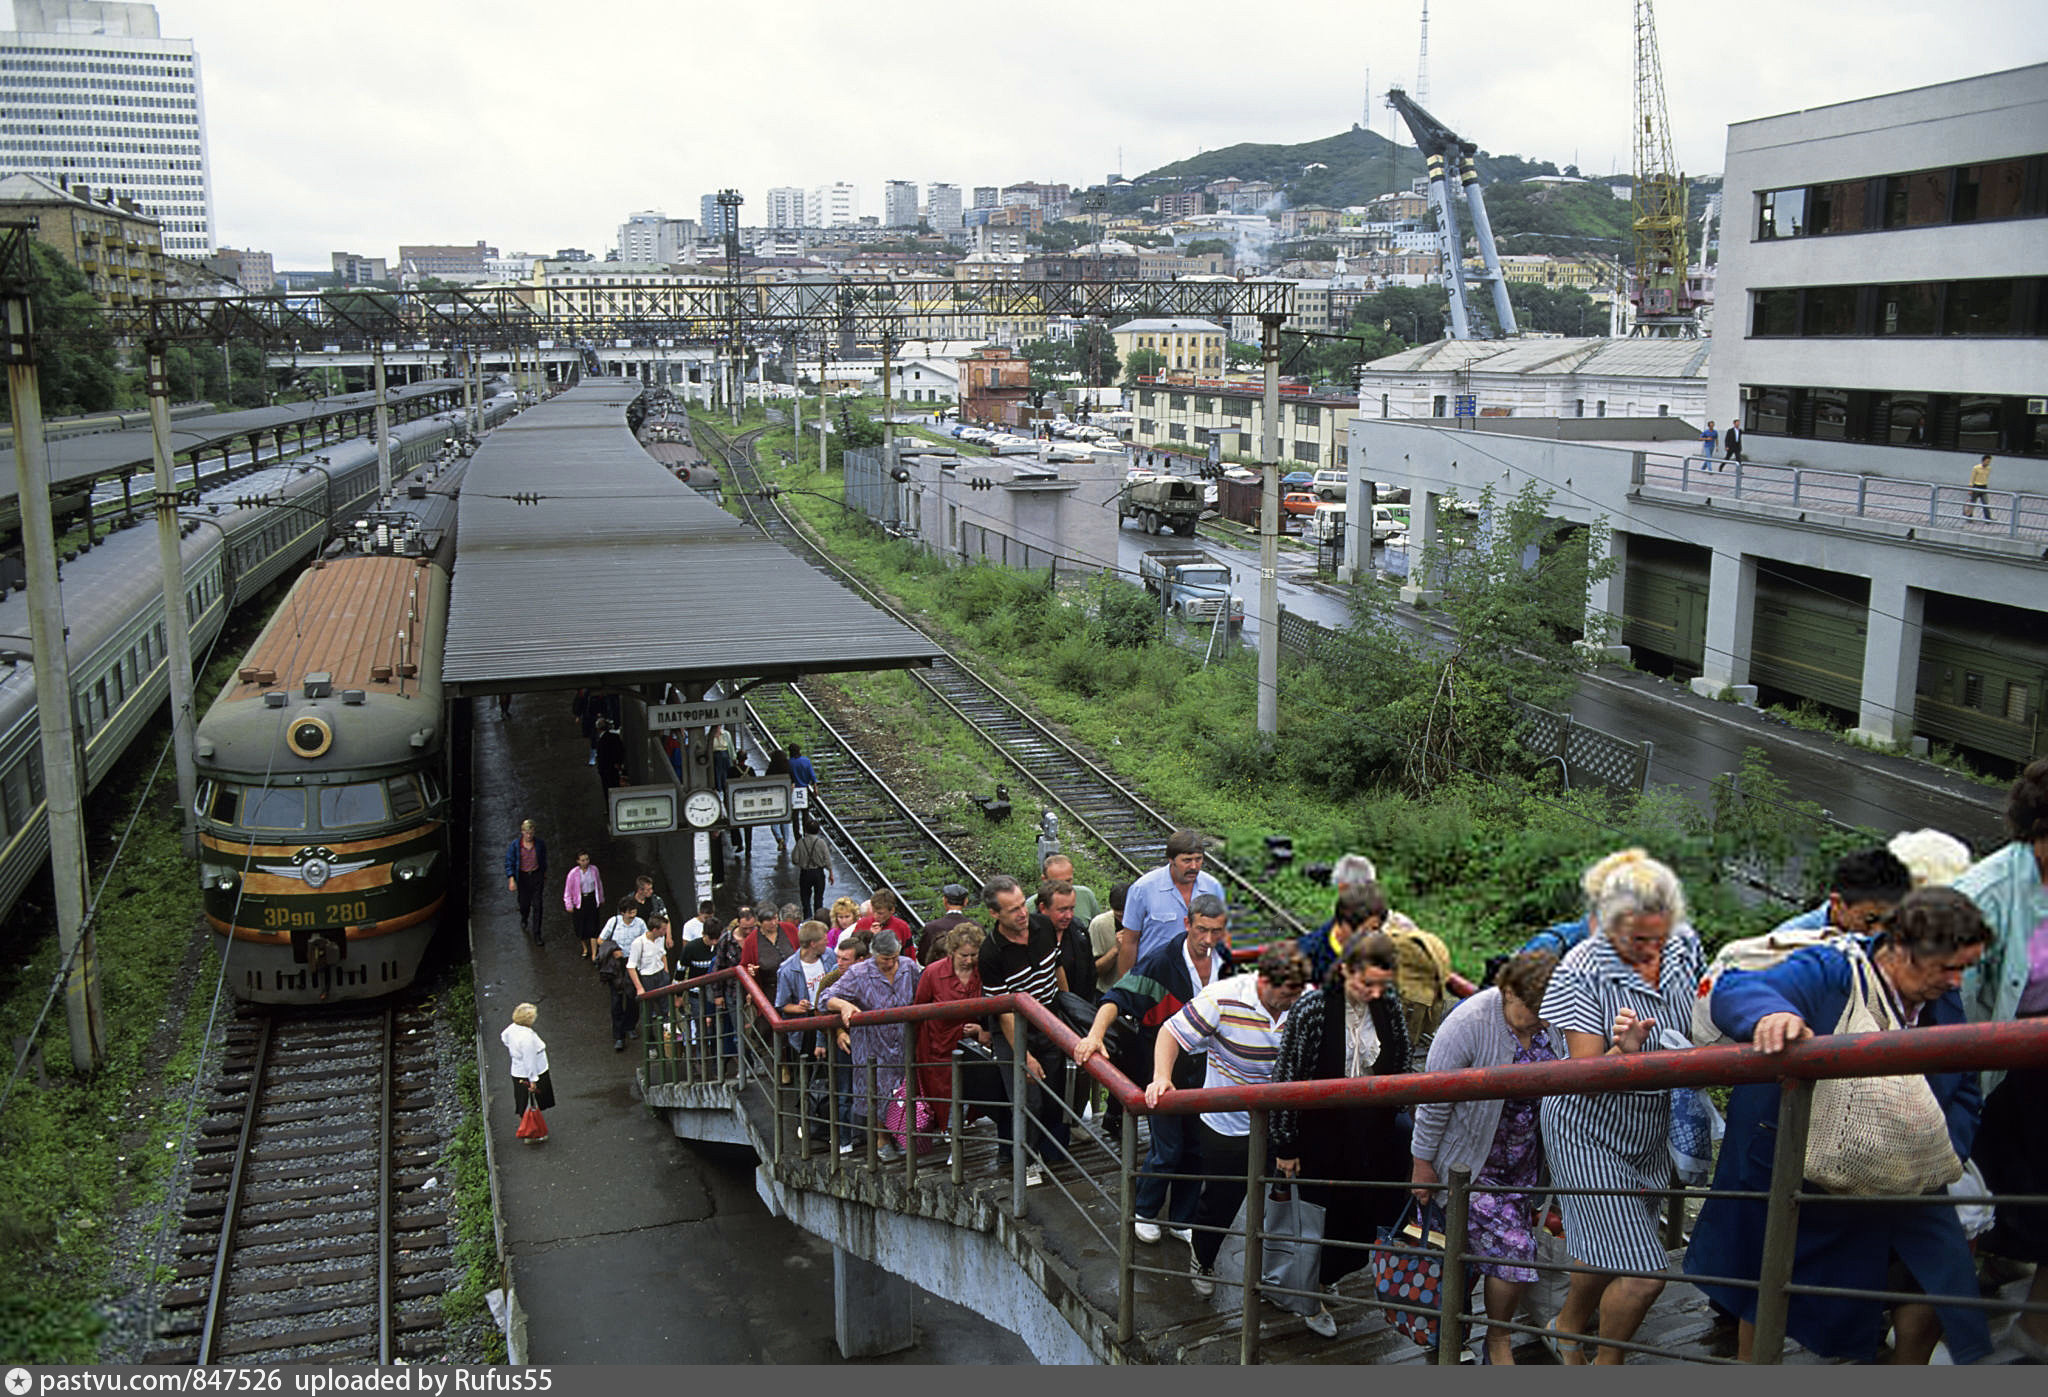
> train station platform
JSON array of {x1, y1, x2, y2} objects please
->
[{"x1": 466, "y1": 695, "x2": 1032, "y2": 1364}]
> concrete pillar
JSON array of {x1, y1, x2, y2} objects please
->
[
  {"x1": 1849, "y1": 576, "x2": 1923, "y2": 748},
  {"x1": 1581, "y1": 528, "x2": 1631, "y2": 662},
  {"x1": 1690, "y1": 549, "x2": 1758, "y2": 703},
  {"x1": 1400, "y1": 489, "x2": 1443, "y2": 607},
  {"x1": 832, "y1": 1244, "x2": 914, "y2": 1359}
]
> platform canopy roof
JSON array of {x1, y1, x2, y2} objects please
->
[
  {"x1": 0, "y1": 378, "x2": 469, "y2": 503},
  {"x1": 442, "y1": 380, "x2": 943, "y2": 694}
]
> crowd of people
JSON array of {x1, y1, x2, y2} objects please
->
[{"x1": 500, "y1": 753, "x2": 2048, "y2": 1365}]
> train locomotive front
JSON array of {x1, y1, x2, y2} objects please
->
[{"x1": 195, "y1": 555, "x2": 451, "y2": 1003}]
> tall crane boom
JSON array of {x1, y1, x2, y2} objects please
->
[
  {"x1": 1630, "y1": 0, "x2": 1699, "y2": 336},
  {"x1": 1385, "y1": 87, "x2": 1519, "y2": 340}
]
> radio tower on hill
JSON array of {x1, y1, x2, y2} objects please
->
[{"x1": 1416, "y1": 1, "x2": 1431, "y2": 110}]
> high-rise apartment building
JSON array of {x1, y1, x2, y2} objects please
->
[
  {"x1": 973, "y1": 186, "x2": 1000, "y2": 209},
  {"x1": 699, "y1": 192, "x2": 740, "y2": 239},
  {"x1": 616, "y1": 210, "x2": 695, "y2": 264},
  {"x1": 765, "y1": 186, "x2": 805, "y2": 228},
  {"x1": 926, "y1": 182, "x2": 962, "y2": 230},
  {"x1": 806, "y1": 182, "x2": 859, "y2": 228},
  {"x1": 204, "y1": 244, "x2": 271, "y2": 291},
  {"x1": 0, "y1": 1, "x2": 213, "y2": 255},
  {"x1": 883, "y1": 179, "x2": 919, "y2": 228}
]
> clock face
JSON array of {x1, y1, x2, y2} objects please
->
[{"x1": 684, "y1": 790, "x2": 724, "y2": 828}]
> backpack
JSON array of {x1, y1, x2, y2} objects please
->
[
  {"x1": 1518, "y1": 918, "x2": 1592, "y2": 960},
  {"x1": 1689, "y1": 928, "x2": 1852, "y2": 1047},
  {"x1": 1385, "y1": 913, "x2": 1455, "y2": 1051}
]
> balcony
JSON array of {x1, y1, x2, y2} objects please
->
[{"x1": 1636, "y1": 448, "x2": 2048, "y2": 549}]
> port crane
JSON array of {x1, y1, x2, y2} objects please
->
[
  {"x1": 1629, "y1": 0, "x2": 1701, "y2": 335},
  {"x1": 1384, "y1": 87, "x2": 1519, "y2": 340}
]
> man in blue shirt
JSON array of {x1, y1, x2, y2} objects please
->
[
  {"x1": 1701, "y1": 420, "x2": 1721, "y2": 469},
  {"x1": 1769, "y1": 846, "x2": 1912, "y2": 936},
  {"x1": 1118, "y1": 828, "x2": 1226, "y2": 975}
]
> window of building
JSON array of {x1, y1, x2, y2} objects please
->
[
  {"x1": 1752, "y1": 287, "x2": 1801, "y2": 336},
  {"x1": 1945, "y1": 278, "x2": 2016, "y2": 336},
  {"x1": 1881, "y1": 282, "x2": 1942, "y2": 336},
  {"x1": 1954, "y1": 159, "x2": 2027, "y2": 223},
  {"x1": 1595, "y1": 400, "x2": 1606, "y2": 418},
  {"x1": 1808, "y1": 179, "x2": 1870, "y2": 235},
  {"x1": 1883, "y1": 168, "x2": 1952, "y2": 229}
]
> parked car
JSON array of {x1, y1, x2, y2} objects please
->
[
  {"x1": 1281, "y1": 470, "x2": 1314, "y2": 490},
  {"x1": 1311, "y1": 468, "x2": 1349, "y2": 500},
  {"x1": 1281, "y1": 491, "x2": 1320, "y2": 518}
]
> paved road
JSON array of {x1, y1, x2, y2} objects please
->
[{"x1": 1114, "y1": 518, "x2": 2006, "y2": 851}]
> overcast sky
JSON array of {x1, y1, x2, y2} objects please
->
[{"x1": 165, "y1": 0, "x2": 2047, "y2": 268}]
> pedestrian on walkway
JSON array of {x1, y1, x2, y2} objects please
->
[
  {"x1": 1967, "y1": 453, "x2": 1994, "y2": 522},
  {"x1": 788, "y1": 741, "x2": 819, "y2": 813},
  {"x1": 1723, "y1": 422, "x2": 1743, "y2": 465},
  {"x1": 765, "y1": 747, "x2": 794, "y2": 852},
  {"x1": 1700, "y1": 420, "x2": 1720, "y2": 468},
  {"x1": 505, "y1": 820, "x2": 547, "y2": 945},
  {"x1": 502, "y1": 1003, "x2": 553, "y2": 1143},
  {"x1": 600, "y1": 896, "x2": 648, "y2": 1052},
  {"x1": 594, "y1": 717, "x2": 627, "y2": 791},
  {"x1": 826, "y1": 931, "x2": 924, "y2": 1162},
  {"x1": 562, "y1": 851, "x2": 604, "y2": 961},
  {"x1": 626, "y1": 912, "x2": 674, "y2": 1041},
  {"x1": 792, "y1": 817, "x2": 834, "y2": 921}
]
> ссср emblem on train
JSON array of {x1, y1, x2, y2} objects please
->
[{"x1": 257, "y1": 846, "x2": 373, "y2": 889}]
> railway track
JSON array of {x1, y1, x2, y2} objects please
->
[
  {"x1": 149, "y1": 1003, "x2": 453, "y2": 1365},
  {"x1": 690, "y1": 415, "x2": 1308, "y2": 948}
]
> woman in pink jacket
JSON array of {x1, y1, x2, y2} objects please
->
[{"x1": 563, "y1": 852, "x2": 606, "y2": 961}]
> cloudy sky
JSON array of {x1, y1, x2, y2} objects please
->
[{"x1": 163, "y1": 0, "x2": 2046, "y2": 268}]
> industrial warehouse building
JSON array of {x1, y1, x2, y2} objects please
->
[{"x1": 1346, "y1": 63, "x2": 2048, "y2": 772}]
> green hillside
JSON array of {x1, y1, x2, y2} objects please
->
[{"x1": 1136, "y1": 125, "x2": 1562, "y2": 209}]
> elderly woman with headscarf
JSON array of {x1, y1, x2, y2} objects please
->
[
  {"x1": 826, "y1": 930, "x2": 924, "y2": 1162},
  {"x1": 1410, "y1": 950, "x2": 1561, "y2": 1365},
  {"x1": 1537, "y1": 849, "x2": 1705, "y2": 1365}
]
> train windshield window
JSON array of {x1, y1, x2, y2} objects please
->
[
  {"x1": 318, "y1": 783, "x2": 389, "y2": 828},
  {"x1": 205, "y1": 783, "x2": 237, "y2": 822},
  {"x1": 242, "y1": 787, "x2": 307, "y2": 830},
  {"x1": 387, "y1": 776, "x2": 424, "y2": 819}
]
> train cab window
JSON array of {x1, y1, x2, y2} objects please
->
[
  {"x1": 205, "y1": 783, "x2": 237, "y2": 823},
  {"x1": 241, "y1": 787, "x2": 307, "y2": 831},
  {"x1": 318, "y1": 782, "x2": 390, "y2": 829},
  {"x1": 1963, "y1": 672, "x2": 1984, "y2": 710},
  {"x1": 387, "y1": 775, "x2": 424, "y2": 819}
]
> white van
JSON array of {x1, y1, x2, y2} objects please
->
[
  {"x1": 1369, "y1": 503, "x2": 1411, "y2": 540},
  {"x1": 1311, "y1": 469, "x2": 1349, "y2": 500}
]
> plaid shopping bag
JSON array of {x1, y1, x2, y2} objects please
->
[{"x1": 1371, "y1": 1199, "x2": 1445, "y2": 1350}]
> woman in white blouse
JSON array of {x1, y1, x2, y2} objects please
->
[{"x1": 502, "y1": 1003, "x2": 553, "y2": 1143}]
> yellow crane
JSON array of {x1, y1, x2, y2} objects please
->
[{"x1": 1630, "y1": 0, "x2": 1700, "y2": 336}]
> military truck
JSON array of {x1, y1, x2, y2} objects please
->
[
  {"x1": 1119, "y1": 473, "x2": 1205, "y2": 536},
  {"x1": 1139, "y1": 548, "x2": 1245, "y2": 626}
]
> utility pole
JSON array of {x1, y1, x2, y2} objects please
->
[
  {"x1": 1256, "y1": 314, "x2": 1283, "y2": 735},
  {"x1": 372, "y1": 340, "x2": 392, "y2": 496},
  {"x1": 145, "y1": 339, "x2": 201, "y2": 858},
  {"x1": 2, "y1": 224, "x2": 104, "y2": 1071},
  {"x1": 717, "y1": 188, "x2": 745, "y2": 427}
]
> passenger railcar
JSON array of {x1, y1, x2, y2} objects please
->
[{"x1": 0, "y1": 393, "x2": 516, "y2": 927}]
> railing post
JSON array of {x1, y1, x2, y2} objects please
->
[
  {"x1": 1680, "y1": 453, "x2": 1691, "y2": 492},
  {"x1": 1790, "y1": 469, "x2": 1801, "y2": 507},
  {"x1": 2009, "y1": 491, "x2": 2021, "y2": 539},
  {"x1": 902, "y1": 1022, "x2": 918, "y2": 1188},
  {"x1": 951, "y1": 1055, "x2": 966, "y2": 1188},
  {"x1": 797, "y1": 1047, "x2": 813, "y2": 1162},
  {"x1": 827, "y1": 1040, "x2": 843, "y2": 1174},
  {"x1": 1011, "y1": 1019, "x2": 1029, "y2": 1219},
  {"x1": 771, "y1": 1014, "x2": 785, "y2": 1167},
  {"x1": 1750, "y1": 1078, "x2": 1813, "y2": 1364},
  {"x1": 1118, "y1": 1106, "x2": 1138, "y2": 1346},
  {"x1": 713, "y1": 981, "x2": 727, "y2": 1081},
  {"x1": 866, "y1": 1060, "x2": 880, "y2": 1169},
  {"x1": 1437, "y1": 1164, "x2": 1472, "y2": 1365},
  {"x1": 1733, "y1": 458, "x2": 1745, "y2": 496},
  {"x1": 1240, "y1": 1108, "x2": 1268, "y2": 1364},
  {"x1": 1856, "y1": 474, "x2": 1868, "y2": 518},
  {"x1": 1928, "y1": 486, "x2": 1940, "y2": 528}
]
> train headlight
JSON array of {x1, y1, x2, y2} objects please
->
[
  {"x1": 201, "y1": 864, "x2": 239, "y2": 890},
  {"x1": 393, "y1": 852, "x2": 437, "y2": 882},
  {"x1": 287, "y1": 714, "x2": 333, "y2": 759}
]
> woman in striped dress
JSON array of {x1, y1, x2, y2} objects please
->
[{"x1": 1538, "y1": 849, "x2": 1704, "y2": 1365}]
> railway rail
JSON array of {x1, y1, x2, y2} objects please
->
[
  {"x1": 689, "y1": 414, "x2": 1309, "y2": 948},
  {"x1": 148, "y1": 1003, "x2": 452, "y2": 1364}
]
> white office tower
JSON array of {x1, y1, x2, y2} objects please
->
[
  {"x1": 926, "y1": 182, "x2": 961, "y2": 230},
  {"x1": 0, "y1": 1, "x2": 213, "y2": 255},
  {"x1": 806, "y1": 181, "x2": 859, "y2": 228},
  {"x1": 765, "y1": 186, "x2": 805, "y2": 229}
]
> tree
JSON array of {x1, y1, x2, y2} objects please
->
[
  {"x1": 1027, "y1": 220, "x2": 1091, "y2": 253},
  {"x1": 1121, "y1": 348, "x2": 1165, "y2": 387},
  {"x1": 1071, "y1": 324, "x2": 1120, "y2": 388},
  {"x1": 0, "y1": 242, "x2": 119, "y2": 422},
  {"x1": 1286, "y1": 240, "x2": 1340, "y2": 261},
  {"x1": 1343, "y1": 285, "x2": 1452, "y2": 346},
  {"x1": 1324, "y1": 481, "x2": 1616, "y2": 794},
  {"x1": 1184, "y1": 238, "x2": 1233, "y2": 257},
  {"x1": 1226, "y1": 340, "x2": 1260, "y2": 370},
  {"x1": 1506, "y1": 281, "x2": 1606, "y2": 337}
]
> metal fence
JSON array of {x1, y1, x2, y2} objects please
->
[
  {"x1": 1638, "y1": 449, "x2": 2048, "y2": 544},
  {"x1": 639, "y1": 965, "x2": 2048, "y2": 1365}
]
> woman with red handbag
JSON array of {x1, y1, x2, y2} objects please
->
[{"x1": 503, "y1": 1003, "x2": 554, "y2": 1144}]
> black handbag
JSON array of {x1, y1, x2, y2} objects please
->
[{"x1": 1054, "y1": 990, "x2": 1136, "y2": 1063}]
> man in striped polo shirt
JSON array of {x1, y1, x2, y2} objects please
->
[{"x1": 1147, "y1": 944, "x2": 1314, "y2": 1295}]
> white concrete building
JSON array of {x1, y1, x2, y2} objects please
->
[
  {"x1": 616, "y1": 210, "x2": 695, "y2": 265},
  {"x1": 0, "y1": 0, "x2": 212, "y2": 254},
  {"x1": 1357, "y1": 337, "x2": 1711, "y2": 425},
  {"x1": 765, "y1": 186, "x2": 805, "y2": 229},
  {"x1": 926, "y1": 182, "x2": 962, "y2": 230},
  {"x1": 807, "y1": 181, "x2": 860, "y2": 228},
  {"x1": 1346, "y1": 64, "x2": 2048, "y2": 771},
  {"x1": 883, "y1": 180, "x2": 919, "y2": 228}
]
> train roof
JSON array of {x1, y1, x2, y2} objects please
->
[
  {"x1": 223, "y1": 556, "x2": 438, "y2": 705},
  {"x1": 0, "y1": 379, "x2": 470, "y2": 504},
  {"x1": 442, "y1": 380, "x2": 943, "y2": 694}
]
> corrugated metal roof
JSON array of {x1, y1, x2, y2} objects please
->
[
  {"x1": 441, "y1": 380, "x2": 944, "y2": 692},
  {"x1": 1363, "y1": 336, "x2": 1709, "y2": 380},
  {"x1": 0, "y1": 379, "x2": 469, "y2": 501}
]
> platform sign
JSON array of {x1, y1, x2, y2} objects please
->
[
  {"x1": 725, "y1": 775, "x2": 793, "y2": 826},
  {"x1": 648, "y1": 699, "x2": 745, "y2": 730},
  {"x1": 609, "y1": 785, "x2": 678, "y2": 835}
]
